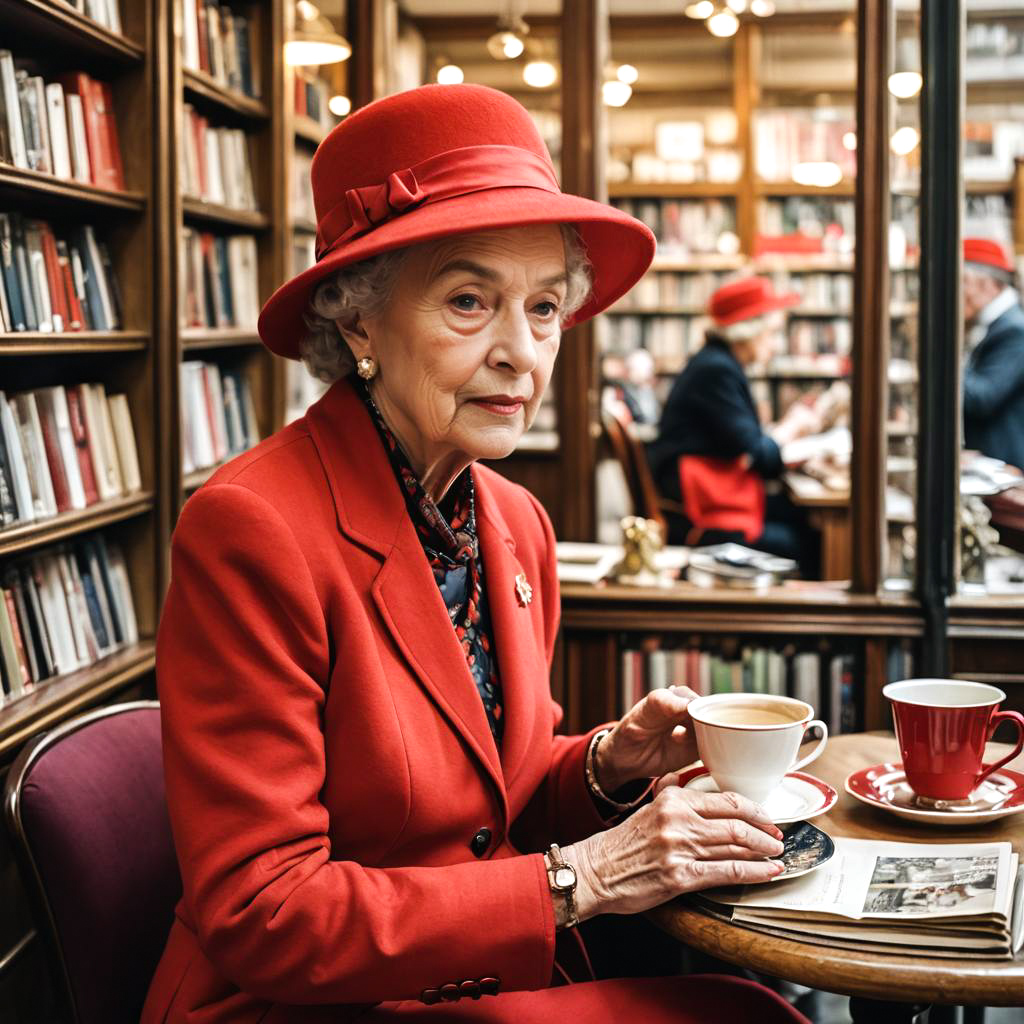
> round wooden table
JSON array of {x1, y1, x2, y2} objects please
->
[{"x1": 648, "y1": 732, "x2": 1024, "y2": 1015}]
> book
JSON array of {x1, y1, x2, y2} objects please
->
[
  {"x1": 65, "y1": 92, "x2": 92, "y2": 183},
  {"x1": 0, "y1": 51, "x2": 28, "y2": 170},
  {"x1": 693, "y1": 839, "x2": 1023, "y2": 960}
]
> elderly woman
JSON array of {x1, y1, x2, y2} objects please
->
[
  {"x1": 647, "y1": 277, "x2": 821, "y2": 576},
  {"x1": 142, "y1": 85, "x2": 806, "y2": 1024}
]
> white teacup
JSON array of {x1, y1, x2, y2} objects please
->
[{"x1": 686, "y1": 693, "x2": 829, "y2": 805}]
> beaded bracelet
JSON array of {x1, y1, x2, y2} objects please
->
[{"x1": 584, "y1": 728, "x2": 650, "y2": 813}]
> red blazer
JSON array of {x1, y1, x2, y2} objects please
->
[{"x1": 142, "y1": 377, "x2": 609, "y2": 1024}]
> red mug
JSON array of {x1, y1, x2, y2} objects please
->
[{"x1": 883, "y1": 679, "x2": 1024, "y2": 801}]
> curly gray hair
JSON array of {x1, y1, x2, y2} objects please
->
[{"x1": 299, "y1": 223, "x2": 594, "y2": 383}]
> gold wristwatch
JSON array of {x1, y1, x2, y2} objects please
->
[{"x1": 545, "y1": 843, "x2": 579, "y2": 930}]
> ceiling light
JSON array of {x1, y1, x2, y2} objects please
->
[
  {"x1": 750, "y1": 0, "x2": 775, "y2": 13},
  {"x1": 486, "y1": 9, "x2": 529, "y2": 61},
  {"x1": 890, "y1": 126, "x2": 920, "y2": 156},
  {"x1": 296, "y1": 0, "x2": 319, "y2": 20},
  {"x1": 436, "y1": 63, "x2": 464, "y2": 84},
  {"x1": 842, "y1": 131, "x2": 857, "y2": 151},
  {"x1": 602, "y1": 80, "x2": 632, "y2": 107},
  {"x1": 792, "y1": 161, "x2": 843, "y2": 188},
  {"x1": 726, "y1": 0, "x2": 747, "y2": 11},
  {"x1": 523, "y1": 60, "x2": 557, "y2": 88},
  {"x1": 285, "y1": 13, "x2": 351, "y2": 65},
  {"x1": 328, "y1": 94, "x2": 351, "y2": 116},
  {"x1": 617, "y1": 63, "x2": 638, "y2": 84},
  {"x1": 685, "y1": 1, "x2": 714, "y2": 18},
  {"x1": 707, "y1": 10, "x2": 740, "y2": 37}
]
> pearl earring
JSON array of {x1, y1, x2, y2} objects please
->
[{"x1": 356, "y1": 356, "x2": 377, "y2": 380}]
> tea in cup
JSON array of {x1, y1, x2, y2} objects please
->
[
  {"x1": 883, "y1": 679, "x2": 1024, "y2": 802},
  {"x1": 686, "y1": 693, "x2": 828, "y2": 805}
]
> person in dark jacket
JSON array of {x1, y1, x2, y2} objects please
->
[
  {"x1": 647, "y1": 276, "x2": 822, "y2": 575},
  {"x1": 962, "y1": 237, "x2": 1024, "y2": 472}
]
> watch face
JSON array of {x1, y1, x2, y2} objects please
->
[{"x1": 554, "y1": 866, "x2": 576, "y2": 889}]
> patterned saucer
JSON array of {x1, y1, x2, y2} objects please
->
[
  {"x1": 845, "y1": 762, "x2": 1024, "y2": 826},
  {"x1": 677, "y1": 766, "x2": 839, "y2": 825}
]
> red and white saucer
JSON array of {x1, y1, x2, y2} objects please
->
[
  {"x1": 845, "y1": 762, "x2": 1024, "y2": 826},
  {"x1": 676, "y1": 765, "x2": 838, "y2": 825}
]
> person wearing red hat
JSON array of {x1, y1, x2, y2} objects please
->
[
  {"x1": 962, "y1": 237, "x2": 1024, "y2": 471},
  {"x1": 646, "y1": 276, "x2": 823, "y2": 575},
  {"x1": 143, "y1": 84, "x2": 809, "y2": 1024}
]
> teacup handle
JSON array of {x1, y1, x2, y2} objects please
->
[
  {"x1": 977, "y1": 710, "x2": 1024, "y2": 788},
  {"x1": 790, "y1": 719, "x2": 828, "y2": 774}
]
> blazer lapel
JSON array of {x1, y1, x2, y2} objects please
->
[
  {"x1": 305, "y1": 379, "x2": 508, "y2": 818},
  {"x1": 474, "y1": 470, "x2": 547, "y2": 797}
]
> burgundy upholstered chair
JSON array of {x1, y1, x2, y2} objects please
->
[{"x1": 3, "y1": 700, "x2": 180, "y2": 1024}]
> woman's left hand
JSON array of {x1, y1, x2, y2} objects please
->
[{"x1": 595, "y1": 686, "x2": 700, "y2": 793}]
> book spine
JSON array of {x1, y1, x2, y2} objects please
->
[
  {"x1": 0, "y1": 213, "x2": 26, "y2": 331},
  {"x1": 0, "y1": 51, "x2": 28, "y2": 169},
  {"x1": 34, "y1": 390, "x2": 72, "y2": 513},
  {"x1": 3, "y1": 585, "x2": 32, "y2": 692},
  {"x1": 98, "y1": 81, "x2": 125, "y2": 190},
  {"x1": 65, "y1": 385, "x2": 99, "y2": 504}
]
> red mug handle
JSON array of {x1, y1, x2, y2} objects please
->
[{"x1": 977, "y1": 710, "x2": 1024, "y2": 788}]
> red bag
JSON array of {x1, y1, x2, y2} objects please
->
[{"x1": 678, "y1": 454, "x2": 765, "y2": 544}]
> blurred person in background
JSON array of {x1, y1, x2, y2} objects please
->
[
  {"x1": 646, "y1": 277, "x2": 822, "y2": 577},
  {"x1": 962, "y1": 237, "x2": 1024, "y2": 472}
]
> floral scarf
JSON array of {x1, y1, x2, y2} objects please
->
[{"x1": 355, "y1": 378, "x2": 504, "y2": 744}]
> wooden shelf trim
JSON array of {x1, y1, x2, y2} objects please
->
[
  {"x1": 0, "y1": 0, "x2": 145, "y2": 63},
  {"x1": 0, "y1": 164, "x2": 145, "y2": 211},
  {"x1": 0, "y1": 492, "x2": 154, "y2": 558},
  {"x1": 608, "y1": 181, "x2": 739, "y2": 199},
  {"x1": 182, "y1": 196, "x2": 270, "y2": 230},
  {"x1": 183, "y1": 69, "x2": 268, "y2": 120},
  {"x1": 0, "y1": 330, "x2": 148, "y2": 354},
  {"x1": 181, "y1": 327, "x2": 262, "y2": 350},
  {"x1": 755, "y1": 180, "x2": 856, "y2": 197},
  {"x1": 0, "y1": 640, "x2": 155, "y2": 763},
  {"x1": 293, "y1": 114, "x2": 327, "y2": 146}
]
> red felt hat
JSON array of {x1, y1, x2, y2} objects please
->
[
  {"x1": 708, "y1": 276, "x2": 799, "y2": 328},
  {"x1": 257, "y1": 84, "x2": 656, "y2": 359},
  {"x1": 964, "y1": 237, "x2": 1014, "y2": 274}
]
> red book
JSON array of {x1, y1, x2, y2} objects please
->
[
  {"x1": 193, "y1": 112, "x2": 207, "y2": 197},
  {"x1": 2, "y1": 587, "x2": 33, "y2": 692},
  {"x1": 55, "y1": 240, "x2": 84, "y2": 331},
  {"x1": 98, "y1": 82, "x2": 125, "y2": 190},
  {"x1": 58, "y1": 73, "x2": 109, "y2": 190},
  {"x1": 66, "y1": 386, "x2": 99, "y2": 505},
  {"x1": 35, "y1": 393, "x2": 71, "y2": 513},
  {"x1": 38, "y1": 224, "x2": 69, "y2": 332},
  {"x1": 196, "y1": 2, "x2": 210, "y2": 74}
]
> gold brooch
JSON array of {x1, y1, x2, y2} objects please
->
[{"x1": 514, "y1": 573, "x2": 533, "y2": 607}]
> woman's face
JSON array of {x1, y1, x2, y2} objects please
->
[{"x1": 341, "y1": 224, "x2": 567, "y2": 473}]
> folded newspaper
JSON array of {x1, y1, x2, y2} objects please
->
[{"x1": 691, "y1": 838, "x2": 1024, "y2": 959}]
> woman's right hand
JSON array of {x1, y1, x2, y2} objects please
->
[{"x1": 561, "y1": 786, "x2": 786, "y2": 921}]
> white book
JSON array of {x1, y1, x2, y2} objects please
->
[
  {"x1": 204, "y1": 129, "x2": 225, "y2": 205},
  {"x1": 26, "y1": 233, "x2": 54, "y2": 332},
  {"x1": 217, "y1": 129, "x2": 237, "y2": 207},
  {"x1": 45, "y1": 84, "x2": 72, "y2": 179},
  {"x1": 105, "y1": 543, "x2": 138, "y2": 645},
  {"x1": 202, "y1": 363, "x2": 229, "y2": 462},
  {"x1": 65, "y1": 94, "x2": 92, "y2": 183},
  {"x1": 620, "y1": 649, "x2": 633, "y2": 718},
  {"x1": 792, "y1": 651, "x2": 820, "y2": 709},
  {"x1": 0, "y1": 52, "x2": 27, "y2": 169},
  {"x1": 93, "y1": 384, "x2": 124, "y2": 496},
  {"x1": 106, "y1": 393, "x2": 141, "y2": 493},
  {"x1": 80, "y1": 383, "x2": 120, "y2": 500},
  {"x1": 0, "y1": 594, "x2": 24, "y2": 700},
  {"x1": 37, "y1": 555, "x2": 82, "y2": 673},
  {"x1": 0, "y1": 392, "x2": 35, "y2": 523},
  {"x1": 221, "y1": 373, "x2": 244, "y2": 452},
  {"x1": 181, "y1": 361, "x2": 215, "y2": 468},
  {"x1": 227, "y1": 234, "x2": 259, "y2": 327},
  {"x1": 28, "y1": 77, "x2": 52, "y2": 175},
  {"x1": 64, "y1": 552, "x2": 99, "y2": 663},
  {"x1": 55, "y1": 550, "x2": 93, "y2": 665},
  {"x1": 104, "y1": 0, "x2": 122, "y2": 34},
  {"x1": 13, "y1": 392, "x2": 58, "y2": 517},
  {"x1": 239, "y1": 372, "x2": 259, "y2": 447},
  {"x1": 182, "y1": 0, "x2": 199, "y2": 71},
  {"x1": 233, "y1": 129, "x2": 255, "y2": 209},
  {"x1": 41, "y1": 386, "x2": 86, "y2": 510}
]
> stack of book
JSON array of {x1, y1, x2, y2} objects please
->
[
  {"x1": 0, "y1": 215, "x2": 121, "y2": 333},
  {"x1": 0, "y1": 384, "x2": 142, "y2": 527},
  {"x1": 179, "y1": 361, "x2": 259, "y2": 473},
  {"x1": 618, "y1": 637, "x2": 860, "y2": 735},
  {"x1": 613, "y1": 269, "x2": 732, "y2": 311},
  {"x1": 753, "y1": 109, "x2": 856, "y2": 184},
  {"x1": 0, "y1": 531, "x2": 138, "y2": 704},
  {"x1": 181, "y1": 0, "x2": 259, "y2": 99},
  {"x1": 0, "y1": 54, "x2": 125, "y2": 191},
  {"x1": 58, "y1": 0, "x2": 122, "y2": 33},
  {"x1": 694, "y1": 839, "x2": 1023, "y2": 960},
  {"x1": 180, "y1": 107, "x2": 257, "y2": 210},
  {"x1": 603, "y1": 315, "x2": 709, "y2": 375},
  {"x1": 179, "y1": 229, "x2": 259, "y2": 330}
]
